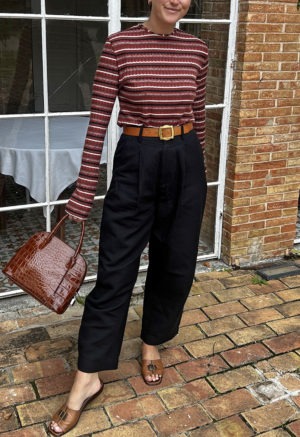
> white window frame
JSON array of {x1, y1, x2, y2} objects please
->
[{"x1": 0, "y1": 0, "x2": 239, "y2": 298}]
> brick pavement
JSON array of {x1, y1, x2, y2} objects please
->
[{"x1": 0, "y1": 268, "x2": 299, "y2": 436}]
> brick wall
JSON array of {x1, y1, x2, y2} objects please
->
[{"x1": 222, "y1": 0, "x2": 300, "y2": 265}]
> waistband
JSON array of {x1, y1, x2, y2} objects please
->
[{"x1": 123, "y1": 123, "x2": 193, "y2": 141}]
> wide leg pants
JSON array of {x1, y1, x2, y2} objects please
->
[{"x1": 78, "y1": 130, "x2": 207, "y2": 372}]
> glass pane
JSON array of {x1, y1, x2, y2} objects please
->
[
  {"x1": 47, "y1": 20, "x2": 107, "y2": 112},
  {"x1": 0, "y1": 208, "x2": 46, "y2": 296},
  {"x1": 0, "y1": 19, "x2": 43, "y2": 114},
  {"x1": 180, "y1": 22, "x2": 229, "y2": 105},
  {"x1": 205, "y1": 107, "x2": 223, "y2": 183},
  {"x1": 199, "y1": 185, "x2": 217, "y2": 256},
  {"x1": 0, "y1": 0, "x2": 40, "y2": 13},
  {"x1": 121, "y1": 0, "x2": 148, "y2": 17},
  {"x1": 0, "y1": 118, "x2": 46, "y2": 205},
  {"x1": 186, "y1": 0, "x2": 230, "y2": 20},
  {"x1": 46, "y1": 0, "x2": 108, "y2": 16}
]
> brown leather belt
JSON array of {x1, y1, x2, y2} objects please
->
[{"x1": 123, "y1": 122, "x2": 193, "y2": 141}]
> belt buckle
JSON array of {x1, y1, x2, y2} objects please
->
[{"x1": 159, "y1": 125, "x2": 174, "y2": 141}]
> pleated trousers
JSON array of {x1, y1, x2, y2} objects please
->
[{"x1": 78, "y1": 129, "x2": 207, "y2": 372}]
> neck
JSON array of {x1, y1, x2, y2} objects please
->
[{"x1": 143, "y1": 19, "x2": 175, "y2": 35}]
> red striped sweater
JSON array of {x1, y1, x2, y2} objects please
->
[{"x1": 66, "y1": 24, "x2": 208, "y2": 220}]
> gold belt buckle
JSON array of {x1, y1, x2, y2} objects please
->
[{"x1": 159, "y1": 125, "x2": 174, "y2": 141}]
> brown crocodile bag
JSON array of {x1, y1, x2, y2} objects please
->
[{"x1": 2, "y1": 214, "x2": 87, "y2": 314}]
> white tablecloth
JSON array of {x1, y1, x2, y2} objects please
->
[{"x1": 0, "y1": 116, "x2": 107, "y2": 204}]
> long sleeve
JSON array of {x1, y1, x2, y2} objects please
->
[
  {"x1": 193, "y1": 50, "x2": 208, "y2": 150},
  {"x1": 65, "y1": 39, "x2": 119, "y2": 220}
]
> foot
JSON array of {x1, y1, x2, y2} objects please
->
[
  {"x1": 142, "y1": 342, "x2": 163, "y2": 385},
  {"x1": 49, "y1": 371, "x2": 102, "y2": 435}
]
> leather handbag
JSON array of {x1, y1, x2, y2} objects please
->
[{"x1": 2, "y1": 214, "x2": 87, "y2": 314}]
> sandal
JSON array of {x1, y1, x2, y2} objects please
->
[
  {"x1": 48, "y1": 381, "x2": 104, "y2": 436},
  {"x1": 142, "y1": 359, "x2": 164, "y2": 386}
]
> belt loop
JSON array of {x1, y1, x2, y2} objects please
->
[
  {"x1": 181, "y1": 125, "x2": 184, "y2": 139},
  {"x1": 138, "y1": 125, "x2": 144, "y2": 143}
]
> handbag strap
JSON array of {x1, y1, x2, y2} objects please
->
[{"x1": 42, "y1": 214, "x2": 85, "y2": 267}]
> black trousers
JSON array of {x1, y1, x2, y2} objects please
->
[{"x1": 78, "y1": 130, "x2": 207, "y2": 372}]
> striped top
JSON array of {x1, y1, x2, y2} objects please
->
[{"x1": 66, "y1": 24, "x2": 208, "y2": 220}]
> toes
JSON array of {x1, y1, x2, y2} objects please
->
[{"x1": 50, "y1": 421, "x2": 63, "y2": 433}]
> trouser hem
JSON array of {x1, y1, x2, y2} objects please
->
[
  {"x1": 78, "y1": 358, "x2": 119, "y2": 373},
  {"x1": 140, "y1": 330, "x2": 179, "y2": 346}
]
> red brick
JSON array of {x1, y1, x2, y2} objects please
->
[
  {"x1": 176, "y1": 355, "x2": 229, "y2": 381},
  {"x1": 160, "y1": 346, "x2": 190, "y2": 367},
  {"x1": 0, "y1": 384, "x2": 36, "y2": 408},
  {"x1": 12, "y1": 358, "x2": 67, "y2": 383},
  {"x1": 99, "y1": 359, "x2": 140, "y2": 383},
  {"x1": 287, "y1": 420, "x2": 300, "y2": 437},
  {"x1": 0, "y1": 408, "x2": 19, "y2": 433},
  {"x1": 202, "y1": 389, "x2": 260, "y2": 420},
  {"x1": 221, "y1": 343, "x2": 272, "y2": 367},
  {"x1": 263, "y1": 332, "x2": 300, "y2": 354},
  {"x1": 0, "y1": 425, "x2": 48, "y2": 437},
  {"x1": 35, "y1": 371, "x2": 75, "y2": 398},
  {"x1": 152, "y1": 405, "x2": 212, "y2": 435},
  {"x1": 192, "y1": 415, "x2": 254, "y2": 437}
]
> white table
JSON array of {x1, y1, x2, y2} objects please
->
[{"x1": 0, "y1": 116, "x2": 107, "y2": 206}]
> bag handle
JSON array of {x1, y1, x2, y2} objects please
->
[{"x1": 41, "y1": 214, "x2": 85, "y2": 268}]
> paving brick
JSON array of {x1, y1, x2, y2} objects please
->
[
  {"x1": 263, "y1": 331, "x2": 300, "y2": 354},
  {"x1": 190, "y1": 415, "x2": 254, "y2": 437},
  {"x1": 35, "y1": 371, "x2": 75, "y2": 398},
  {"x1": 278, "y1": 374, "x2": 300, "y2": 391},
  {"x1": 156, "y1": 386, "x2": 195, "y2": 409},
  {"x1": 257, "y1": 430, "x2": 292, "y2": 437},
  {"x1": 242, "y1": 399, "x2": 299, "y2": 433},
  {"x1": 0, "y1": 425, "x2": 49, "y2": 437},
  {"x1": 17, "y1": 395, "x2": 65, "y2": 426},
  {"x1": 255, "y1": 352, "x2": 300, "y2": 374},
  {"x1": 228, "y1": 324, "x2": 275, "y2": 346},
  {"x1": 160, "y1": 346, "x2": 190, "y2": 367},
  {"x1": 12, "y1": 358, "x2": 68, "y2": 383},
  {"x1": 241, "y1": 293, "x2": 283, "y2": 310},
  {"x1": 248, "y1": 279, "x2": 287, "y2": 295},
  {"x1": 59, "y1": 407, "x2": 110, "y2": 436},
  {"x1": 276, "y1": 287, "x2": 300, "y2": 302},
  {"x1": 46, "y1": 320, "x2": 81, "y2": 339},
  {"x1": 0, "y1": 320, "x2": 18, "y2": 334},
  {"x1": 195, "y1": 271, "x2": 232, "y2": 281},
  {"x1": 24, "y1": 338, "x2": 74, "y2": 362},
  {"x1": 124, "y1": 319, "x2": 141, "y2": 340},
  {"x1": 0, "y1": 351, "x2": 26, "y2": 369},
  {"x1": 221, "y1": 343, "x2": 273, "y2": 367},
  {"x1": 293, "y1": 395, "x2": 300, "y2": 408},
  {"x1": 280, "y1": 276, "x2": 300, "y2": 288},
  {"x1": 129, "y1": 367, "x2": 184, "y2": 395},
  {"x1": 176, "y1": 355, "x2": 229, "y2": 381},
  {"x1": 0, "y1": 407, "x2": 19, "y2": 433},
  {"x1": 212, "y1": 286, "x2": 255, "y2": 302},
  {"x1": 106, "y1": 394, "x2": 165, "y2": 425},
  {"x1": 0, "y1": 369, "x2": 10, "y2": 386},
  {"x1": 199, "y1": 315, "x2": 247, "y2": 336},
  {"x1": 165, "y1": 325, "x2": 204, "y2": 347},
  {"x1": 119, "y1": 337, "x2": 141, "y2": 360},
  {"x1": 276, "y1": 300, "x2": 300, "y2": 317},
  {"x1": 267, "y1": 315, "x2": 300, "y2": 334},
  {"x1": 92, "y1": 380, "x2": 135, "y2": 407},
  {"x1": 0, "y1": 383, "x2": 37, "y2": 409},
  {"x1": 183, "y1": 378, "x2": 216, "y2": 401},
  {"x1": 203, "y1": 301, "x2": 248, "y2": 319},
  {"x1": 151, "y1": 404, "x2": 212, "y2": 435},
  {"x1": 239, "y1": 308, "x2": 283, "y2": 326},
  {"x1": 185, "y1": 335, "x2": 234, "y2": 358},
  {"x1": 202, "y1": 388, "x2": 260, "y2": 420},
  {"x1": 180, "y1": 308, "x2": 208, "y2": 325},
  {"x1": 93, "y1": 420, "x2": 156, "y2": 437},
  {"x1": 99, "y1": 359, "x2": 140, "y2": 383},
  {"x1": 220, "y1": 274, "x2": 254, "y2": 288},
  {"x1": 0, "y1": 328, "x2": 50, "y2": 351},
  {"x1": 287, "y1": 420, "x2": 300, "y2": 437},
  {"x1": 184, "y1": 294, "x2": 219, "y2": 310},
  {"x1": 191, "y1": 279, "x2": 225, "y2": 294},
  {"x1": 208, "y1": 365, "x2": 263, "y2": 393}
]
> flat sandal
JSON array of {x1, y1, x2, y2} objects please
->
[
  {"x1": 142, "y1": 359, "x2": 164, "y2": 386},
  {"x1": 48, "y1": 381, "x2": 104, "y2": 436}
]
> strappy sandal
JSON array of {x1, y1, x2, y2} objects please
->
[
  {"x1": 48, "y1": 381, "x2": 104, "y2": 436},
  {"x1": 142, "y1": 359, "x2": 164, "y2": 386}
]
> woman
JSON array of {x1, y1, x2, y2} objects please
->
[{"x1": 49, "y1": 0, "x2": 208, "y2": 435}]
